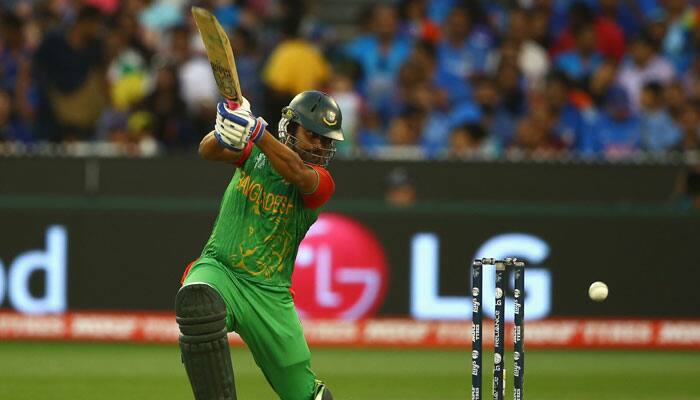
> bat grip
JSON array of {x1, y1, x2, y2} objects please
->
[{"x1": 226, "y1": 100, "x2": 239, "y2": 110}]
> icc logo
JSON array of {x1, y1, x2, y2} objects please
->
[{"x1": 292, "y1": 213, "x2": 388, "y2": 320}]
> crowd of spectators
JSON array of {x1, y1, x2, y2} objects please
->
[{"x1": 1, "y1": 0, "x2": 700, "y2": 160}]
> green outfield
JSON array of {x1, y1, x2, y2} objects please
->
[{"x1": 0, "y1": 342, "x2": 697, "y2": 399}]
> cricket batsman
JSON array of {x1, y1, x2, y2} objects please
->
[{"x1": 176, "y1": 91, "x2": 342, "y2": 400}]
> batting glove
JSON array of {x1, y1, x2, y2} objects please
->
[{"x1": 214, "y1": 99, "x2": 267, "y2": 151}]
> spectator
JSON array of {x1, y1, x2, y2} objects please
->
[
  {"x1": 176, "y1": 23, "x2": 218, "y2": 136},
  {"x1": 356, "y1": 109, "x2": 387, "y2": 152},
  {"x1": 554, "y1": 22, "x2": 604, "y2": 87},
  {"x1": 543, "y1": 72, "x2": 586, "y2": 150},
  {"x1": 113, "y1": 7, "x2": 153, "y2": 63},
  {"x1": 677, "y1": 100, "x2": 700, "y2": 154},
  {"x1": 588, "y1": 60, "x2": 618, "y2": 107},
  {"x1": 138, "y1": 63, "x2": 196, "y2": 148},
  {"x1": 638, "y1": 81, "x2": 681, "y2": 152},
  {"x1": 450, "y1": 77, "x2": 516, "y2": 149},
  {"x1": 492, "y1": 38, "x2": 519, "y2": 73},
  {"x1": 408, "y1": 39, "x2": 437, "y2": 75},
  {"x1": 436, "y1": 6, "x2": 494, "y2": 84},
  {"x1": 264, "y1": 11, "x2": 331, "y2": 126},
  {"x1": 138, "y1": 0, "x2": 184, "y2": 50},
  {"x1": 616, "y1": 32, "x2": 675, "y2": 111},
  {"x1": 597, "y1": 0, "x2": 644, "y2": 37},
  {"x1": 95, "y1": 107, "x2": 128, "y2": 146},
  {"x1": 581, "y1": 86, "x2": 641, "y2": 158},
  {"x1": 400, "y1": 106, "x2": 429, "y2": 153},
  {"x1": 377, "y1": 109, "x2": 426, "y2": 159},
  {"x1": 387, "y1": 114, "x2": 419, "y2": 146},
  {"x1": 426, "y1": 0, "x2": 459, "y2": 24},
  {"x1": 398, "y1": 0, "x2": 440, "y2": 43},
  {"x1": 175, "y1": 24, "x2": 218, "y2": 116},
  {"x1": 394, "y1": 42, "x2": 450, "y2": 155},
  {"x1": 93, "y1": 22, "x2": 148, "y2": 146},
  {"x1": 21, "y1": 2, "x2": 64, "y2": 46},
  {"x1": 0, "y1": 11, "x2": 33, "y2": 121},
  {"x1": 541, "y1": 0, "x2": 574, "y2": 40},
  {"x1": 663, "y1": 80, "x2": 686, "y2": 119},
  {"x1": 212, "y1": 0, "x2": 241, "y2": 31},
  {"x1": 447, "y1": 123, "x2": 495, "y2": 158},
  {"x1": 345, "y1": 4, "x2": 412, "y2": 115},
  {"x1": 230, "y1": 26, "x2": 264, "y2": 113},
  {"x1": 509, "y1": 115, "x2": 564, "y2": 158},
  {"x1": 408, "y1": 80, "x2": 451, "y2": 156},
  {"x1": 385, "y1": 167, "x2": 417, "y2": 207},
  {"x1": 396, "y1": 40, "x2": 441, "y2": 112},
  {"x1": 645, "y1": 8, "x2": 669, "y2": 49},
  {"x1": 105, "y1": 26, "x2": 147, "y2": 113},
  {"x1": 113, "y1": 110, "x2": 160, "y2": 157},
  {"x1": 503, "y1": 7, "x2": 550, "y2": 89},
  {"x1": 551, "y1": 1, "x2": 626, "y2": 61},
  {"x1": 403, "y1": 41, "x2": 456, "y2": 118},
  {"x1": 162, "y1": 24, "x2": 192, "y2": 68},
  {"x1": 328, "y1": 63, "x2": 363, "y2": 156},
  {"x1": 659, "y1": 0, "x2": 697, "y2": 72},
  {"x1": 33, "y1": 5, "x2": 107, "y2": 141},
  {"x1": 682, "y1": 58, "x2": 700, "y2": 99},
  {"x1": 496, "y1": 61, "x2": 526, "y2": 115},
  {"x1": 0, "y1": 87, "x2": 32, "y2": 143},
  {"x1": 1, "y1": 0, "x2": 698, "y2": 161},
  {"x1": 529, "y1": 6, "x2": 554, "y2": 48}
]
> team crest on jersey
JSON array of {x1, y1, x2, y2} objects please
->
[{"x1": 254, "y1": 153, "x2": 266, "y2": 169}]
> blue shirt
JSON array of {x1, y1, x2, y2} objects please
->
[
  {"x1": 435, "y1": 68, "x2": 473, "y2": 104},
  {"x1": 448, "y1": 101, "x2": 517, "y2": 149},
  {"x1": 421, "y1": 111, "x2": 452, "y2": 157},
  {"x1": 663, "y1": 16, "x2": 694, "y2": 73},
  {"x1": 358, "y1": 128, "x2": 388, "y2": 153},
  {"x1": 639, "y1": 110, "x2": 682, "y2": 151},
  {"x1": 344, "y1": 35, "x2": 412, "y2": 85},
  {"x1": 436, "y1": 27, "x2": 494, "y2": 81},
  {"x1": 580, "y1": 113, "x2": 641, "y2": 156},
  {"x1": 427, "y1": 0, "x2": 458, "y2": 23},
  {"x1": 344, "y1": 34, "x2": 412, "y2": 111},
  {"x1": 0, "y1": 118, "x2": 33, "y2": 143},
  {"x1": 554, "y1": 103, "x2": 585, "y2": 150},
  {"x1": 0, "y1": 48, "x2": 30, "y2": 92},
  {"x1": 554, "y1": 51, "x2": 604, "y2": 83},
  {"x1": 548, "y1": 0, "x2": 581, "y2": 37}
]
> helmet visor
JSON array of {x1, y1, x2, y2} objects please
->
[
  {"x1": 284, "y1": 133, "x2": 336, "y2": 167},
  {"x1": 279, "y1": 113, "x2": 337, "y2": 167}
]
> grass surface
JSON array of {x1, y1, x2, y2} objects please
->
[{"x1": 0, "y1": 342, "x2": 698, "y2": 399}]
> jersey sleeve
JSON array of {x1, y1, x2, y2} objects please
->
[
  {"x1": 234, "y1": 141, "x2": 254, "y2": 167},
  {"x1": 301, "y1": 164, "x2": 335, "y2": 209}
]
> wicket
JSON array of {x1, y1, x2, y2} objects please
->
[{"x1": 471, "y1": 257, "x2": 525, "y2": 400}]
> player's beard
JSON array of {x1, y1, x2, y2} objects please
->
[
  {"x1": 284, "y1": 133, "x2": 336, "y2": 166},
  {"x1": 278, "y1": 116, "x2": 336, "y2": 166}
]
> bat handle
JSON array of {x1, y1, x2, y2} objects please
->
[{"x1": 226, "y1": 99, "x2": 240, "y2": 110}]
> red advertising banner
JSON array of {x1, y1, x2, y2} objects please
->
[{"x1": 0, "y1": 312, "x2": 698, "y2": 349}]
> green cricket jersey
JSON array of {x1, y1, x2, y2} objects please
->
[{"x1": 200, "y1": 146, "x2": 331, "y2": 287}]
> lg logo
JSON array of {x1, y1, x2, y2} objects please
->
[
  {"x1": 0, "y1": 226, "x2": 68, "y2": 314},
  {"x1": 411, "y1": 232, "x2": 552, "y2": 321},
  {"x1": 292, "y1": 214, "x2": 388, "y2": 320}
]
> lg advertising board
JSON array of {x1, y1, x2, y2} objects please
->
[{"x1": 1, "y1": 210, "x2": 698, "y2": 319}]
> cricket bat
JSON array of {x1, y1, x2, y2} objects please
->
[{"x1": 191, "y1": 6, "x2": 243, "y2": 106}]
